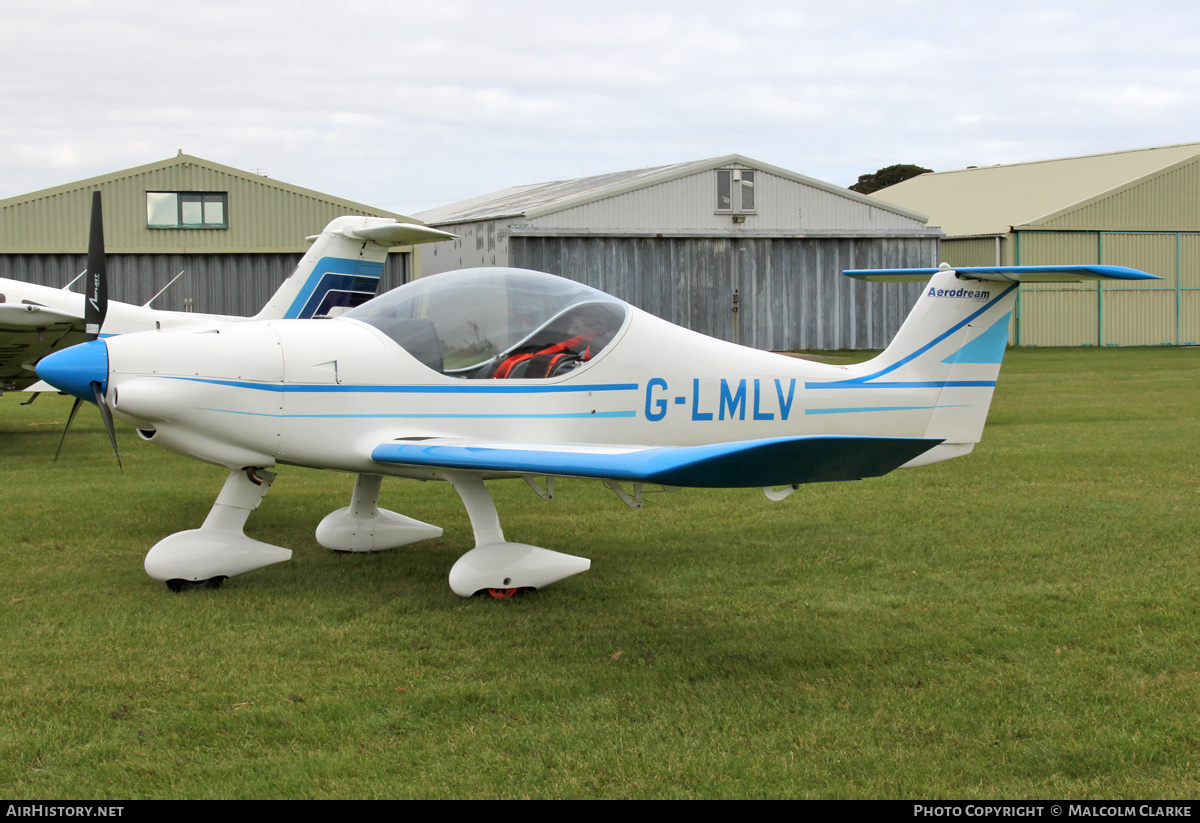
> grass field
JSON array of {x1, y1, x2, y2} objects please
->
[{"x1": 2, "y1": 347, "x2": 1197, "y2": 799}]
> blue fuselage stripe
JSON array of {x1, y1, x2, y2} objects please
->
[
  {"x1": 200, "y1": 409, "x2": 636, "y2": 419},
  {"x1": 165, "y1": 376, "x2": 638, "y2": 394},
  {"x1": 805, "y1": 405, "x2": 969, "y2": 415},
  {"x1": 806, "y1": 380, "x2": 996, "y2": 390}
]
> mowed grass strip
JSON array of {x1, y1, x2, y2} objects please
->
[{"x1": 1, "y1": 347, "x2": 1196, "y2": 798}]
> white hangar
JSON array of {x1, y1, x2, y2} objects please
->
[{"x1": 415, "y1": 155, "x2": 943, "y2": 351}]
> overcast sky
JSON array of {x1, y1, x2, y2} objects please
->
[{"x1": 4, "y1": 0, "x2": 1199, "y2": 216}]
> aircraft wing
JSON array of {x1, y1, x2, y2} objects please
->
[
  {"x1": 371, "y1": 435, "x2": 943, "y2": 488},
  {"x1": 0, "y1": 304, "x2": 85, "y2": 391}
]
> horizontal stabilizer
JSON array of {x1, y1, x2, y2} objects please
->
[
  {"x1": 844, "y1": 264, "x2": 1158, "y2": 283},
  {"x1": 305, "y1": 223, "x2": 458, "y2": 247},
  {"x1": 345, "y1": 222, "x2": 458, "y2": 246},
  {"x1": 371, "y1": 435, "x2": 943, "y2": 488}
]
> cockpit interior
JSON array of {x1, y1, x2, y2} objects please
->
[{"x1": 343, "y1": 268, "x2": 628, "y2": 379}]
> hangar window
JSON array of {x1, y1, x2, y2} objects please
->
[
  {"x1": 715, "y1": 169, "x2": 755, "y2": 213},
  {"x1": 147, "y1": 192, "x2": 228, "y2": 229}
]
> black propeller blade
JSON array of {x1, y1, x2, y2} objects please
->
[
  {"x1": 93, "y1": 380, "x2": 122, "y2": 472},
  {"x1": 51, "y1": 190, "x2": 121, "y2": 470},
  {"x1": 51, "y1": 382, "x2": 123, "y2": 472},
  {"x1": 53, "y1": 396, "x2": 86, "y2": 463},
  {"x1": 85, "y1": 191, "x2": 107, "y2": 341}
]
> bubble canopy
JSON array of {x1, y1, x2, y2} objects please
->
[{"x1": 342, "y1": 268, "x2": 629, "y2": 379}]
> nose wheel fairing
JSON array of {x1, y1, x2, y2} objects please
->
[{"x1": 144, "y1": 468, "x2": 291, "y2": 587}]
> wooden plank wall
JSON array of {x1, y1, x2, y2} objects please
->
[{"x1": 511, "y1": 236, "x2": 935, "y2": 350}]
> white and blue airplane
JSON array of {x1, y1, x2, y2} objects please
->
[
  {"x1": 0, "y1": 196, "x2": 455, "y2": 395},
  {"x1": 34, "y1": 217, "x2": 1157, "y2": 597}
]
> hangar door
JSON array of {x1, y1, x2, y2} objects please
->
[{"x1": 510, "y1": 235, "x2": 932, "y2": 350}]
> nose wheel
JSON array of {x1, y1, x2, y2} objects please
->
[{"x1": 166, "y1": 576, "x2": 226, "y2": 592}]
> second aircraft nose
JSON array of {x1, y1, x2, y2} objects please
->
[{"x1": 36, "y1": 339, "x2": 108, "y2": 402}]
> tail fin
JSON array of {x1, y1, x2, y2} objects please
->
[
  {"x1": 837, "y1": 264, "x2": 1157, "y2": 463},
  {"x1": 255, "y1": 217, "x2": 456, "y2": 320}
]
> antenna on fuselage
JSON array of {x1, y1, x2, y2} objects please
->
[{"x1": 143, "y1": 270, "x2": 188, "y2": 308}]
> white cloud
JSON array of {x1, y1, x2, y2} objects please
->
[{"x1": 3, "y1": 0, "x2": 1199, "y2": 213}]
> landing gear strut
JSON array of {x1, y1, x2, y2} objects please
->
[
  {"x1": 315, "y1": 473, "x2": 442, "y2": 552},
  {"x1": 444, "y1": 471, "x2": 590, "y2": 597},
  {"x1": 144, "y1": 467, "x2": 291, "y2": 590}
]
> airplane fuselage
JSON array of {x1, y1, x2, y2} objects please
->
[{"x1": 100, "y1": 303, "x2": 971, "y2": 477}]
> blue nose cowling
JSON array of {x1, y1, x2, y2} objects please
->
[{"x1": 36, "y1": 339, "x2": 109, "y2": 402}]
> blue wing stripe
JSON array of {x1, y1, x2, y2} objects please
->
[{"x1": 371, "y1": 435, "x2": 943, "y2": 488}]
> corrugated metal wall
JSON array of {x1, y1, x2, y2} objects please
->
[
  {"x1": 941, "y1": 231, "x2": 1197, "y2": 346},
  {"x1": 420, "y1": 218, "x2": 513, "y2": 276},
  {"x1": 1097, "y1": 234, "x2": 1178, "y2": 345},
  {"x1": 511, "y1": 236, "x2": 935, "y2": 350},
  {"x1": 941, "y1": 237, "x2": 1002, "y2": 267},
  {"x1": 1013, "y1": 230, "x2": 1196, "y2": 346},
  {"x1": 0, "y1": 253, "x2": 408, "y2": 316},
  {"x1": 998, "y1": 158, "x2": 1200, "y2": 346}
]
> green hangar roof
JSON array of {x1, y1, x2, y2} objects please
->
[{"x1": 0, "y1": 154, "x2": 415, "y2": 254}]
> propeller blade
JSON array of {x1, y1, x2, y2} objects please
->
[
  {"x1": 92, "y1": 380, "x2": 123, "y2": 472},
  {"x1": 53, "y1": 396, "x2": 86, "y2": 462},
  {"x1": 85, "y1": 191, "x2": 108, "y2": 341}
]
